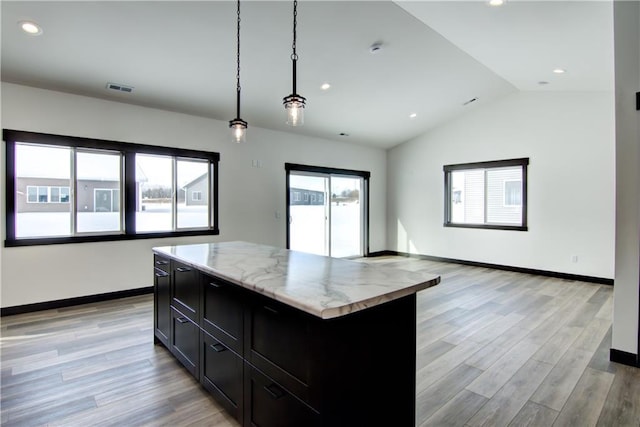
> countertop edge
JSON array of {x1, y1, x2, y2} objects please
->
[{"x1": 153, "y1": 246, "x2": 441, "y2": 319}]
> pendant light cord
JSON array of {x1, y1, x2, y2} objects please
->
[
  {"x1": 292, "y1": 0, "x2": 298, "y2": 61},
  {"x1": 291, "y1": 0, "x2": 298, "y2": 94},
  {"x1": 236, "y1": 0, "x2": 241, "y2": 118}
]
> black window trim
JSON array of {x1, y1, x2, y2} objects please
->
[
  {"x1": 443, "y1": 157, "x2": 529, "y2": 232},
  {"x1": 4, "y1": 129, "x2": 220, "y2": 247}
]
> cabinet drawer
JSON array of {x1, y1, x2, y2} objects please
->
[
  {"x1": 171, "y1": 307, "x2": 199, "y2": 378},
  {"x1": 202, "y1": 332, "x2": 243, "y2": 423},
  {"x1": 154, "y1": 255, "x2": 170, "y2": 273},
  {"x1": 171, "y1": 261, "x2": 199, "y2": 322},
  {"x1": 245, "y1": 365, "x2": 320, "y2": 427},
  {"x1": 246, "y1": 299, "x2": 319, "y2": 408},
  {"x1": 202, "y1": 274, "x2": 243, "y2": 354}
]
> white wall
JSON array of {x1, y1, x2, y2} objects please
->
[
  {"x1": 612, "y1": 0, "x2": 640, "y2": 356},
  {"x1": 0, "y1": 82, "x2": 387, "y2": 307},
  {"x1": 388, "y1": 91, "x2": 616, "y2": 279}
]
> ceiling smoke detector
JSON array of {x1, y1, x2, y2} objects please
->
[
  {"x1": 106, "y1": 82, "x2": 134, "y2": 93},
  {"x1": 369, "y1": 42, "x2": 383, "y2": 54}
]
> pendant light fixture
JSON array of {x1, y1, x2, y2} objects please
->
[
  {"x1": 229, "y1": 0, "x2": 247, "y2": 143},
  {"x1": 283, "y1": 0, "x2": 306, "y2": 126}
]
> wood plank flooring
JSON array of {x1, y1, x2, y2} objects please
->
[{"x1": 1, "y1": 256, "x2": 638, "y2": 426}]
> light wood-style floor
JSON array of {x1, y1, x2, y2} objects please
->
[{"x1": 1, "y1": 257, "x2": 639, "y2": 426}]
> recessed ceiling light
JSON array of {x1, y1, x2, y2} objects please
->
[
  {"x1": 553, "y1": 68, "x2": 566, "y2": 74},
  {"x1": 409, "y1": 113, "x2": 417, "y2": 119},
  {"x1": 321, "y1": 83, "x2": 331, "y2": 91},
  {"x1": 488, "y1": 0, "x2": 505, "y2": 6},
  {"x1": 19, "y1": 20, "x2": 43, "y2": 35},
  {"x1": 538, "y1": 81, "x2": 550, "y2": 85}
]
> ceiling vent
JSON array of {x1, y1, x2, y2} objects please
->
[
  {"x1": 106, "y1": 82, "x2": 134, "y2": 93},
  {"x1": 463, "y1": 97, "x2": 478, "y2": 106}
]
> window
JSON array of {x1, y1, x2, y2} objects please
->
[
  {"x1": 26, "y1": 186, "x2": 71, "y2": 204},
  {"x1": 444, "y1": 158, "x2": 528, "y2": 231},
  {"x1": 4, "y1": 129, "x2": 219, "y2": 246}
]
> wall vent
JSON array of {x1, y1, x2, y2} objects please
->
[
  {"x1": 106, "y1": 82, "x2": 134, "y2": 93},
  {"x1": 463, "y1": 97, "x2": 478, "y2": 106}
]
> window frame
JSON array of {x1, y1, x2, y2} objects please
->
[
  {"x1": 4, "y1": 129, "x2": 220, "y2": 247},
  {"x1": 443, "y1": 158, "x2": 529, "y2": 231}
]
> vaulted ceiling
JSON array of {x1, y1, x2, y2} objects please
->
[{"x1": 1, "y1": 1, "x2": 614, "y2": 149}]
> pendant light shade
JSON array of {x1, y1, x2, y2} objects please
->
[
  {"x1": 283, "y1": 0, "x2": 306, "y2": 126},
  {"x1": 229, "y1": 0, "x2": 247, "y2": 143},
  {"x1": 230, "y1": 118, "x2": 247, "y2": 144}
]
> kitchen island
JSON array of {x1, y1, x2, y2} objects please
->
[{"x1": 153, "y1": 241, "x2": 440, "y2": 427}]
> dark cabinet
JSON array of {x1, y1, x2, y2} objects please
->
[
  {"x1": 153, "y1": 253, "x2": 418, "y2": 426},
  {"x1": 171, "y1": 307, "x2": 200, "y2": 378},
  {"x1": 245, "y1": 365, "x2": 320, "y2": 427},
  {"x1": 171, "y1": 261, "x2": 199, "y2": 322},
  {"x1": 202, "y1": 332, "x2": 243, "y2": 423},
  {"x1": 153, "y1": 255, "x2": 171, "y2": 347},
  {"x1": 202, "y1": 274, "x2": 244, "y2": 354},
  {"x1": 246, "y1": 301, "x2": 318, "y2": 409}
]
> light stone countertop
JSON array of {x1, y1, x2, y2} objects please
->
[{"x1": 153, "y1": 241, "x2": 440, "y2": 319}]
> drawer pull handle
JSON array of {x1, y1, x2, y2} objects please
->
[
  {"x1": 176, "y1": 267, "x2": 191, "y2": 273},
  {"x1": 177, "y1": 317, "x2": 189, "y2": 324},
  {"x1": 155, "y1": 260, "x2": 169, "y2": 265},
  {"x1": 210, "y1": 343, "x2": 226, "y2": 352},
  {"x1": 264, "y1": 383, "x2": 285, "y2": 400},
  {"x1": 263, "y1": 305, "x2": 279, "y2": 315},
  {"x1": 154, "y1": 268, "x2": 169, "y2": 277},
  {"x1": 210, "y1": 282, "x2": 223, "y2": 288}
]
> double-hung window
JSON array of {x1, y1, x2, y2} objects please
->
[
  {"x1": 444, "y1": 158, "x2": 529, "y2": 231},
  {"x1": 4, "y1": 129, "x2": 219, "y2": 246}
]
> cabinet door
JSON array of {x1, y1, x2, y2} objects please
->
[
  {"x1": 154, "y1": 266, "x2": 171, "y2": 347},
  {"x1": 246, "y1": 300, "x2": 319, "y2": 409},
  {"x1": 171, "y1": 261, "x2": 199, "y2": 322},
  {"x1": 202, "y1": 274, "x2": 243, "y2": 354},
  {"x1": 171, "y1": 307, "x2": 199, "y2": 378},
  {"x1": 245, "y1": 365, "x2": 320, "y2": 427},
  {"x1": 201, "y1": 332, "x2": 243, "y2": 423}
]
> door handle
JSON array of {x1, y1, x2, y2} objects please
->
[
  {"x1": 263, "y1": 305, "x2": 279, "y2": 315},
  {"x1": 176, "y1": 317, "x2": 188, "y2": 324},
  {"x1": 176, "y1": 267, "x2": 191, "y2": 273},
  {"x1": 264, "y1": 383, "x2": 285, "y2": 400},
  {"x1": 154, "y1": 269, "x2": 169, "y2": 277},
  {"x1": 210, "y1": 343, "x2": 226, "y2": 353}
]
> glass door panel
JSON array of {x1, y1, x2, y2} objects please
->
[
  {"x1": 330, "y1": 176, "x2": 363, "y2": 258},
  {"x1": 289, "y1": 173, "x2": 329, "y2": 256}
]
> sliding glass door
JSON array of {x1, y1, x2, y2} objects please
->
[{"x1": 286, "y1": 164, "x2": 369, "y2": 258}]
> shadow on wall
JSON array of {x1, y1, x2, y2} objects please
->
[{"x1": 397, "y1": 219, "x2": 418, "y2": 255}]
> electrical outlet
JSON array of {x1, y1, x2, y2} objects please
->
[{"x1": 571, "y1": 255, "x2": 578, "y2": 263}]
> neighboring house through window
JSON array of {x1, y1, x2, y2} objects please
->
[
  {"x1": 4, "y1": 129, "x2": 219, "y2": 246},
  {"x1": 444, "y1": 158, "x2": 529, "y2": 231}
]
